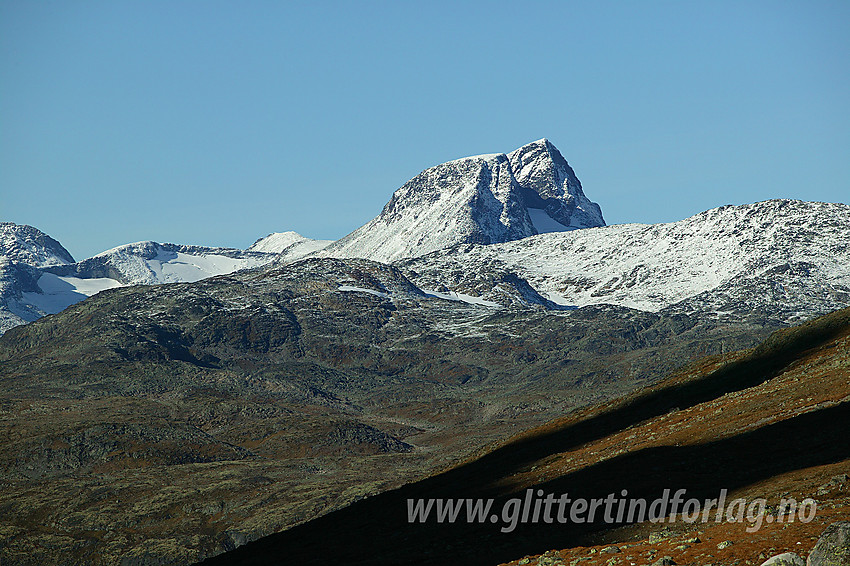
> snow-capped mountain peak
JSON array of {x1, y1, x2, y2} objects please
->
[
  {"x1": 0, "y1": 222, "x2": 75, "y2": 267},
  {"x1": 322, "y1": 139, "x2": 605, "y2": 263},
  {"x1": 48, "y1": 240, "x2": 273, "y2": 286},
  {"x1": 1, "y1": 223, "x2": 78, "y2": 332},
  {"x1": 0, "y1": 238, "x2": 280, "y2": 334},
  {"x1": 0, "y1": 224, "x2": 333, "y2": 334},
  {"x1": 247, "y1": 231, "x2": 332, "y2": 261}
]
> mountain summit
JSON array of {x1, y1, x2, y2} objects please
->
[
  {"x1": 508, "y1": 139, "x2": 604, "y2": 229},
  {"x1": 0, "y1": 222, "x2": 75, "y2": 267},
  {"x1": 322, "y1": 139, "x2": 605, "y2": 263}
]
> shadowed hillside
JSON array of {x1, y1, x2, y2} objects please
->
[{"x1": 200, "y1": 307, "x2": 850, "y2": 566}]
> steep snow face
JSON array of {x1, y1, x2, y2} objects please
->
[
  {"x1": 508, "y1": 139, "x2": 605, "y2": 229},
  {"x1": 322, "y1": 140, "x2": 604, "y2": 263},
  {"x1": 401, "y1": 200, "x2": 850, "y2": 323},
  {"x1": 247, "y1": 231, "x2": 332, "y2": 262},
  {"x1": 0, "y1": 223, "x2": 75, "y2": 267}
]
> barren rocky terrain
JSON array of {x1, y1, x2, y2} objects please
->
[
  {"x1": 199, "y1": 306, "x2": 850, "y2": 565},
  {"x1": 0, "y1": 257, "x2": 781, "y2": 565}
]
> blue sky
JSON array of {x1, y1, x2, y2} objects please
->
[{"x1": 1, "y1": 1, "x2": 848, "y2": 260}]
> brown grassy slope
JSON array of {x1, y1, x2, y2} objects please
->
[{"x1": 199, "y1": 306, "x2": 850, "y2": 566}]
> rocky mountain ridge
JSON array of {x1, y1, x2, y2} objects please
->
[{"x1": 398, "y1": 199, "x2": 850, "y2": 324}]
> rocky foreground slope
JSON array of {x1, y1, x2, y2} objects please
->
[{"x1": 200, "y1": 306, "x2": 850, "y2": 566}]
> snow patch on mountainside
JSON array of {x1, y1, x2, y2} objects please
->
[
  {"x1": 338, "y1": 285, "x2": 391, "y2": 299},
  {"x1": 527, "y1": 208, "x2": 574, "y2": 233},
  {"x1": 421, "y1": 288, "x2": 502, "y2": 308},
  {"x1": 22, "y1": 273, "x2": 122, "y2": 314}
]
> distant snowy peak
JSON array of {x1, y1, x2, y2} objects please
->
[
  {"x1": 322, "y1": 139, "x2": 605, "y2": 263},
  {"x1": 45, "y1": 241, "x2": 274, "y2": 286},
  {"x1": 1, "y1": 224, "x2": 338, "y2": 335},
  {"x1": 0, "y1": 236, "x2": 287, "y2": 334},
  {"x1": 1, "y1": 223, "x2": 77, "y2": 333},
  {"x1": 247, "y1": 231, "x2": 310, "y2": 253},
  {"x1": 0, "y1": 222, "x2": 75, "y2": 267},
  {"x1": 247, "y1": 231, "x2": 332, "y2": 262},
  {"x1": 323, "y1": 153, "x2": 533, "y2": 263}
]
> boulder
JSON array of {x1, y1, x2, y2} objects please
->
[
  {"x1": 808, "y1": 522, "x2": 850, "y2": 566},
  {"x1": 760, "y1": 552, "x2": 806, "y2": 566}
]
